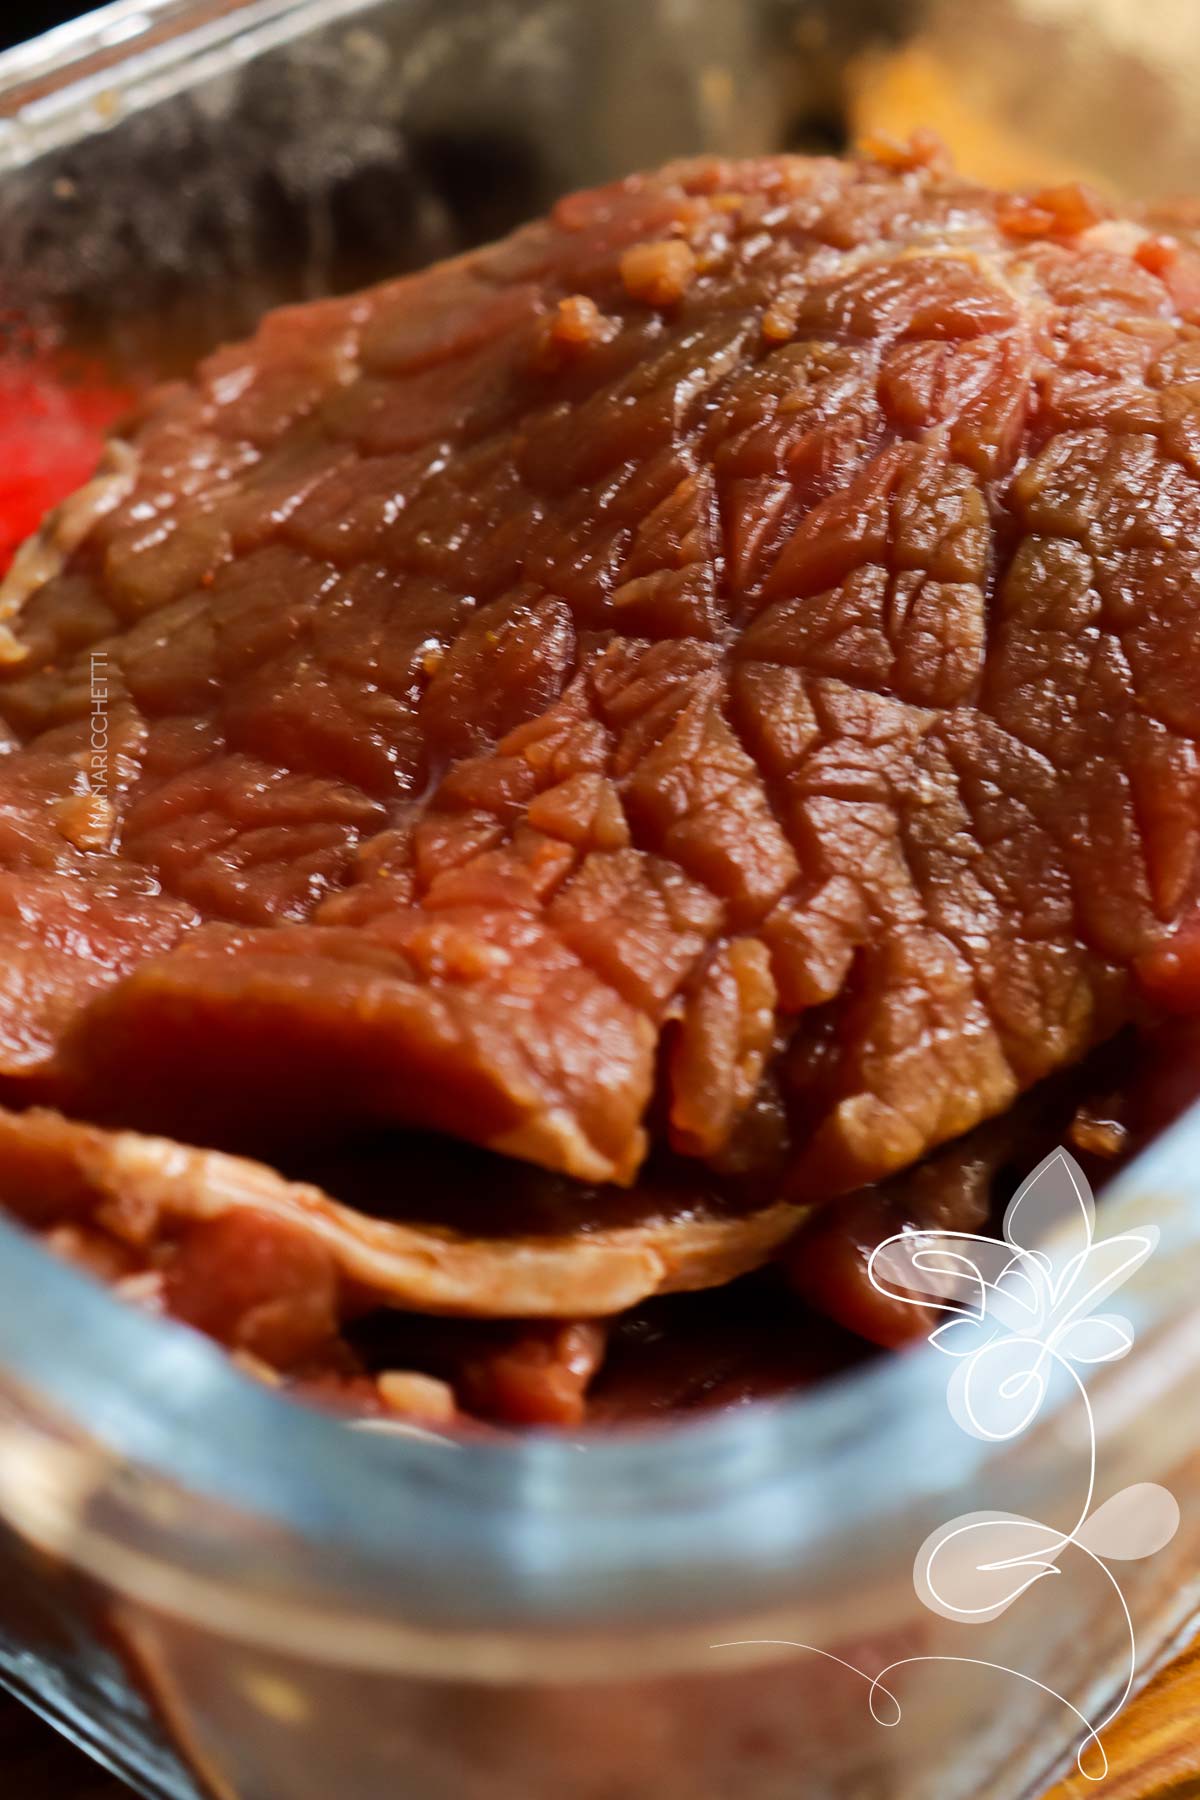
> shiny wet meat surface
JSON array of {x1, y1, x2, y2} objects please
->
[{"x1": 3, "y1": 145, "x2": 1200, "y2": 1424}]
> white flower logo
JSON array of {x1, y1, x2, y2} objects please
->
[
  {"x1": 716, "y1": 1147, "x2": 1177, "y2": 1781},
  {"x1": 869, "y1": 1146, "x2": 1158, "y2": 1446}
]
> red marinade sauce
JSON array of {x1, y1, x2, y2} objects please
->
[{"x1": 0, "y1": 311, "x2": 134, "y2": 574}]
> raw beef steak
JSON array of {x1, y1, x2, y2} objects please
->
[{"x1": 3, "y1": 143, "x2": 1200, "y2": 1216}]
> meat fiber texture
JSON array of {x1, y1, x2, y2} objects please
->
[{"x1": 2, "y1": 143, "x2": 1200, "y2": 1375}]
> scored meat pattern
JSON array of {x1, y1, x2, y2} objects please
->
[{"x1": 2, "y1": 144, "x2": 1200, "y2": 1228}]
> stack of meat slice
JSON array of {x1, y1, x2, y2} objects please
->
[{"x1": 3, "y1": 138, "x2": 1200, "y2": 1425}]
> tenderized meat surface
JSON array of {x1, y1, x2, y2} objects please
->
[{"x1": 4, "y1": 144, "x2": 1200, "y2": 1241}]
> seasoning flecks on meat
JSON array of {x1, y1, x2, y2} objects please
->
[{"x1": 2, "y1": 150, "x2": 1199, "y2": 1229}]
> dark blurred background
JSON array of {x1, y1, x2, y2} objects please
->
[{"x1": 1, "y1": 2, "x2": 90, "y2": 50}]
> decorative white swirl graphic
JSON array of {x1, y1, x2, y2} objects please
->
[{"x1": 714, "y1": 1147, "x2": 1177, "y2": 1782}]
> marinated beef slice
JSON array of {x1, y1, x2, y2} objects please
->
[
  {"x1": 0, "y1": 1107, "x2": 806, "y2": 1322},
  {"x1": 3, "y1": 147, "x2": 1200, "y2": 1230},
  {"x1": 0, "y1": 1025, "x2": 1151, "y2": 1426}
]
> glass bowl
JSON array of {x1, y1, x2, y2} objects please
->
[{"x1": 0, "y1": 3, "x2": 1198, "y2": 1796}]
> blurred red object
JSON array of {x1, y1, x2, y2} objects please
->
[{"x1": 0, "y1": 311, "x2": 133, "y2": 573}]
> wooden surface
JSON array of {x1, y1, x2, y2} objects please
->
[
  {"x1": 1045, "y1": 1640, "x2": 1200, "y2": 1800},
  {"x1": 5, "y1": 1644, "x2": 1200, "y2": 1798}
]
